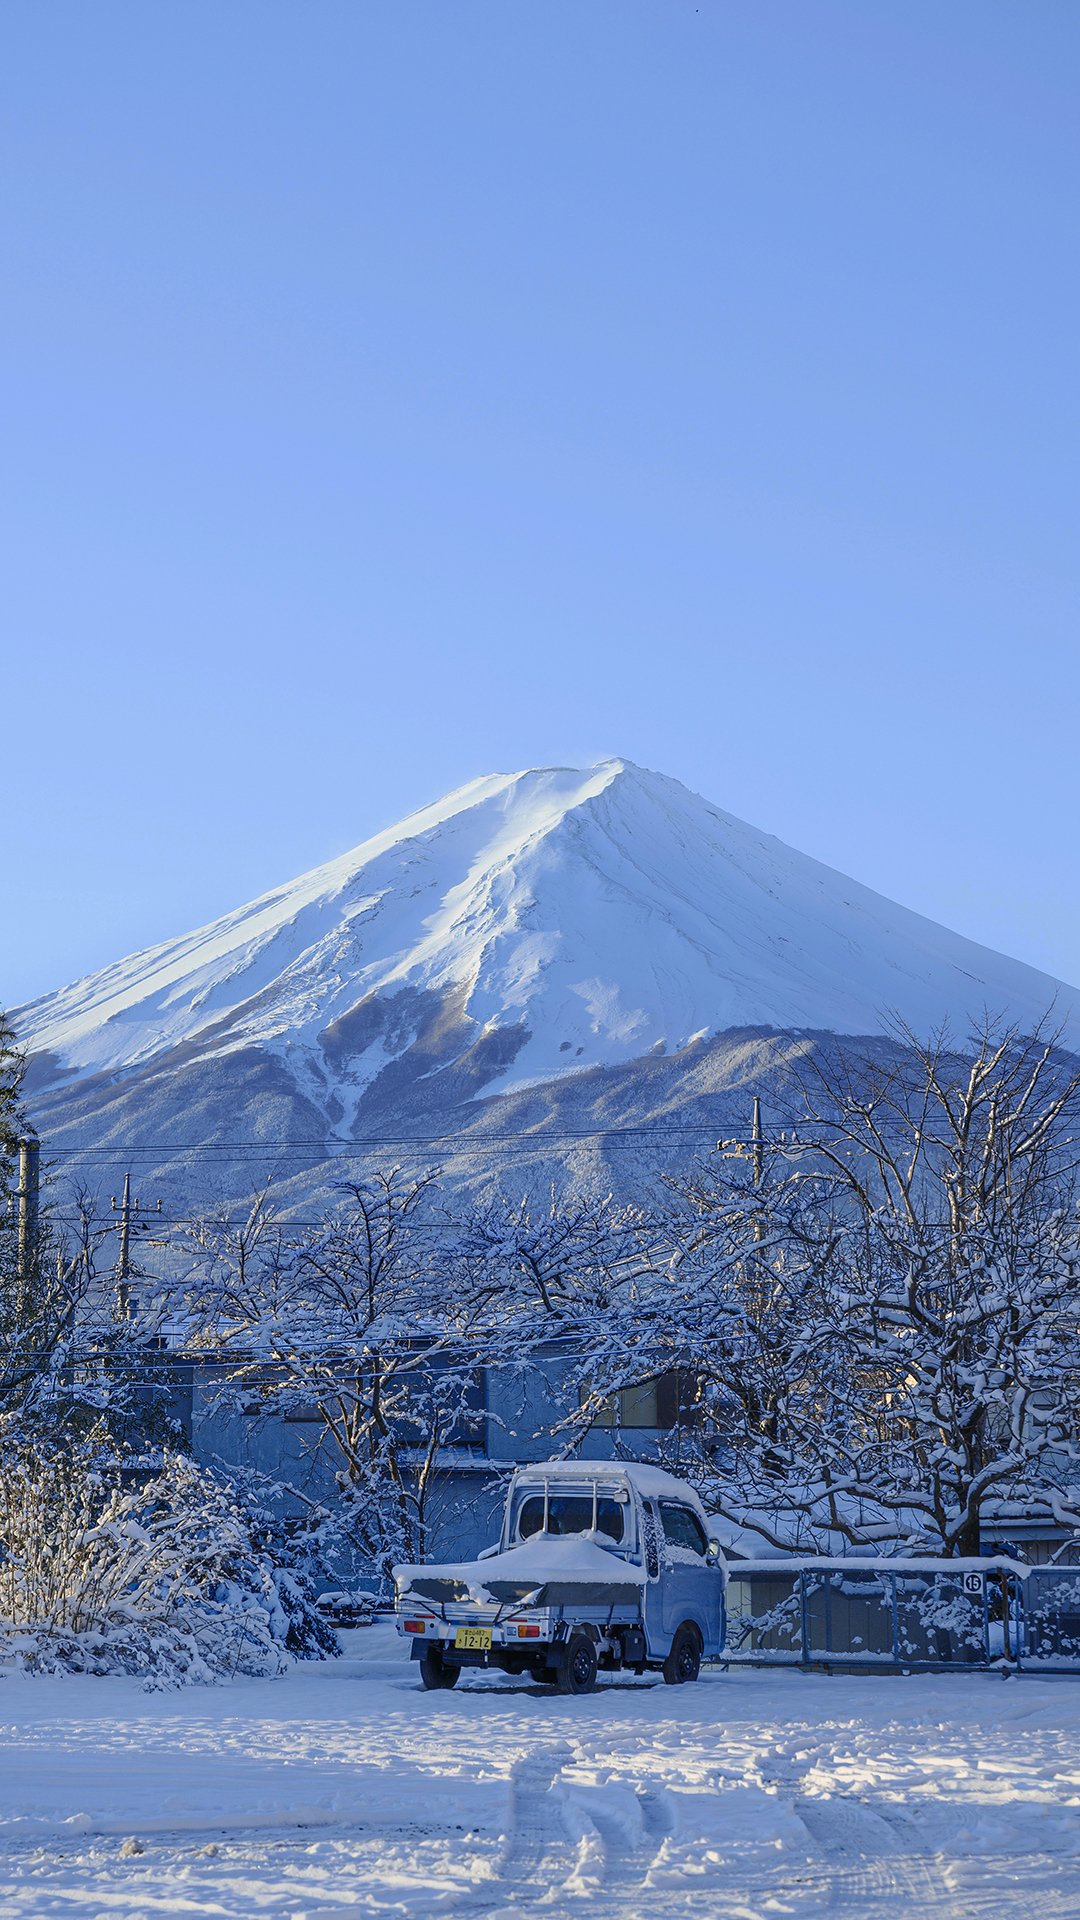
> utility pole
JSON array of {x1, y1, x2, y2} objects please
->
[
  {"x1": 16, "y1": 1132, "x2": 40, "y2": 1285},
  {"x1": 116, "y1": 1172, "x2": 132, "y2": 1320},
  {"x1": 751, "y1": 1094, "x2": 764, "y2": 1191},
  {"x1": 715, "y1": 1098, "x2": 767, "y2": 1174},
  {"x1": 750, "y1": 1096, "x2": 766, "y2": 1250},
  {"x1": 111, "y1": 1173, "x2": 160, "y2": 1321}
]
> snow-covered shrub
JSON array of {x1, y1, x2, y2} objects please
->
[{"x1": 0, "y1": 1435, "x2": 337, "y2": 1683}]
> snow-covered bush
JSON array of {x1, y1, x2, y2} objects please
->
[{"x1": 0, "y1": 1435, "x2": 337, "y2": 1683}]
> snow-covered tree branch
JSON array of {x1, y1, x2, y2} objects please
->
[
  {"x1": 563, "y1": 1016, "x2": 1080, "y2": 1557},
  {"x1": 184, "y1": 1170, "x2": 487, "y2": 1576}
]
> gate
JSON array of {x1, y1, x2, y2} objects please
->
[{"x1": 724, "y1": 1557, "x2": 1080, "y2": 1673}]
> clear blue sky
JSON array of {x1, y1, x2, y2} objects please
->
[{"x1": 4, "y1": 1, "x2": 1079, "y2": 1008}]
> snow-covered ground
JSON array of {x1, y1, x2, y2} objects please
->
[{"x1": 2, "y1": 1626, "x2": 1079, "y2": 1918}]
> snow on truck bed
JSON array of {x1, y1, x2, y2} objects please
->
[
  {"x1": 2, "y1": 1622, "x2": 1080, "y2": 1916},
  {"x1": 396, "y1": 1533, "x2": 647, "y2": 1605}
]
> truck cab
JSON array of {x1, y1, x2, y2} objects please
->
[{"x1": 394, "y1": 1460, "x2": 726, "y2": 1693}]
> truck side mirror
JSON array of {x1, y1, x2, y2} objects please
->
[{"x1": 706, "y1": 1538, "x2": 722, "y2": 1564}]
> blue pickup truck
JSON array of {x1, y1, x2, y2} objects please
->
[{"x1": 394, "y1": 1459, "x2": 726, "y2": 1694}]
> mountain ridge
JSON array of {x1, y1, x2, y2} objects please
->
[
  {"x1": 14, "y1": 759, "x2": 1080, "y2": 1209},
  {"x1": 17, "y1": 758, "x2": 1079, "y2": 1089}
]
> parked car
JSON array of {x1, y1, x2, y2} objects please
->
[
  {"x1": 316, "y1": 1588, "x2": 377, "y2": 1628},
  {"x1": 394, "y1": 1459, "x2": 726, "y2": 1693}
]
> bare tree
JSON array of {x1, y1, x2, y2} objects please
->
[
  {"x1": 456, "y1": 1187, "x2": 678, "y2": 1454},
  {"x1": 0, "y1": 1157, "x2": 112, "y2": 1425},
  {"x1": 458, "y1": 1187, "x2": 647, "y2": 1330},
  {"x1": 184, "y1": 1170, "x2": 486, "y2": 1576},
  {"x1": 1, "y1": 1175, "x2": 178, "y2": 1445},
  {"x1": 639, "y1": 1016, "x2": 1080, "y2": 1555}
]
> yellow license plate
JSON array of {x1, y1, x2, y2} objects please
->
[{"x1": 454, "y1": 1626, "x2": 492, "y2": 1652}]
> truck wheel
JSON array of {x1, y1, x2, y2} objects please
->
[
  {"x1": 419, "y1": 1646, "x2": 460, "y2": 1690},
  {"x1": 662, "y1": 1624, "x2": 702, "y2": 1685},
  {"x1": 556, "y1": 1630, "x2": 599, "y2": 1695}
]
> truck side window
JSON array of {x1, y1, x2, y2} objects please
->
[
  {"x1": 518, "y1": 1496, "x2": 545, "y2": 1539},
  {"x1": 659, "y1": 1502, "x2": 708, "y2": 1557},
  {"x1": 642, "y1": 1501, "x2": 661, "y2": 1579}
]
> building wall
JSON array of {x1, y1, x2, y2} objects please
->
[
  {"x1": 186, "y1": 1349, "x2": 692, "y2": 1574},
  {"x1": 186, "y1": 1356, "x2": 1080, "y2": 1577}
]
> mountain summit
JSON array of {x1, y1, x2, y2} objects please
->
[{"x1": 18, "y1": 759, "x2": 1080, "y2": 1122}]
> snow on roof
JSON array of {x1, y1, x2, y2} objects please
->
[
  {"x1": 731, "y1": 1554, "x2": 1034, "y2": 1579},
  {"x1": 706, "y1": 1517, "x2": 795, "y2": 1561}
]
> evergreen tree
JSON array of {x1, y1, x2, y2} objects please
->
[
  {"x1": 0, "y1": 1008, "x2": 25, "y2": 1200},
  {"x1": 0, "y1": 1008, "x2": 93, "y2": 1425}
]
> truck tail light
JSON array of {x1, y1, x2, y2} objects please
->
[
  {"x1": 515, "y1": 1623, "x2": 541, "y2": 1638},
  {"x1": 403, "y1": 1618, "x2": 429, "y2": 1634}
]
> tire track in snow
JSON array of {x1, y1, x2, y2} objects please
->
[
  {"x1": 455, "y1": 1744, "x2": 577, "y2": 1914},
  {"x1": 498, "y1": 1746, "x2": 575, "y2": 1892},
  {"x1": 456, "y1": 1747, "x2": 677, "y2": 1918},
  {"x1": 579, "y1": 1794, "x2": 664, "y2": 1907},
  {"x1": 749, "y1": 1750, "x2": 1079, "y2": 1918},
  {"x1": 793, "y1": 1794, "x2": 950, "y2": 1910},
  {"x1": 749, "y1": 1743, "x2": 962, "y2": 1914}
]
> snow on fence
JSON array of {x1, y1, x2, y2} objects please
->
[{"x1": 724, "y1": 1558, "x2": 1080, "y2": 1674}]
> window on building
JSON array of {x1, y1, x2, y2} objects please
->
[{"x1": 586, "y1": 1371, "x2": 694, "y2": 1430}]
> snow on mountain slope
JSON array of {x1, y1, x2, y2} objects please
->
[{"x1": 15, "y1": 760, "x2": 1080, "y2": 1112}]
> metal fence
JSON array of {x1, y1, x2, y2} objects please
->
[{"x1": 725, "y1": 1558, "x2": 1080, "y2": 1674}]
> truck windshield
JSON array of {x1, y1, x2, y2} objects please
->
[{"x1": 515, "y1": 1490, "x2": 627, "y2": 1545}]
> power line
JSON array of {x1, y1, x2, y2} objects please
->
[
  {"x1": 46, "y1": 1213, "x2": 714, "y2": 1232},
  {"x1": 43, "y1": 1124, "x2": 783, "y2": 1159}
]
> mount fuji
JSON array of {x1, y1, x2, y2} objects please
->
[{"x1": 15, "y1": 760, "x2": 1080, "y2": 1209}]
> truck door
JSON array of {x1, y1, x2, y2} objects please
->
[
  {"x1": 639, "y1": 1497, "x2": 669, "y2": 1658},
  {"x1": 657, "y1": 1500, "x2": 723, "y2": 1655}
]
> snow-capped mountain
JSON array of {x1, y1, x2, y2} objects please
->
[{"x1": 16, "y1": 760, "x2": 1080, "y2": 1206}]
